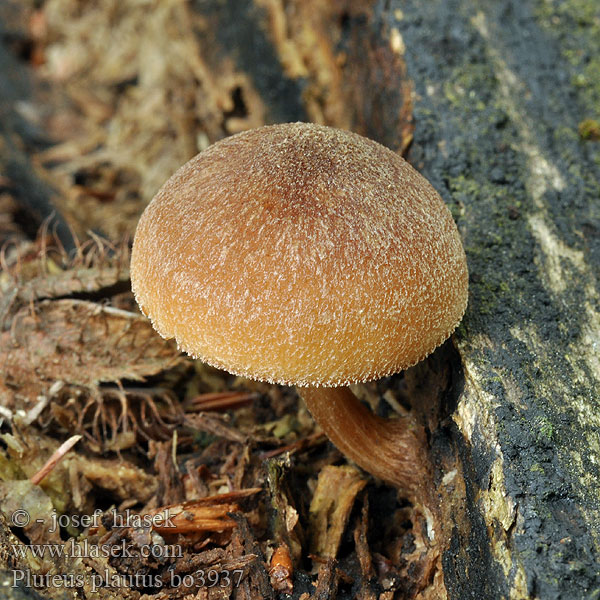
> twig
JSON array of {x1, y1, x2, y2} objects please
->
[{"x1": 30, "y1": 434, "x2": 82, "y2": 485}]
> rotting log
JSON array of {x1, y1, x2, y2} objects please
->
[
  {"x1": 398, "y1": 2, "x2": 600, "y2": 597},
  {"x1": 194, "y1": 1, "x2": 600, "y2": 598}
]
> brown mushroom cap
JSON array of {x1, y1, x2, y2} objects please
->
[{"x1": 130, "y1": 123, "x2": 468, "y2": 387}]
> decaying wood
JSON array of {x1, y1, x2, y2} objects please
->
[
  {"x1": 309, "y1": 465, "x2": 367, "y2": 559},
  {"x1": 1, "y1": 299, "x2": 182, "y2": 390},
  {"x1": 394, "y1": 2, "x2": 600, "y2": 598}
]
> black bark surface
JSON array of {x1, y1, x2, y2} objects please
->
[{"x1": 391, "y1": 0, "x2": 600, "y2": 597}]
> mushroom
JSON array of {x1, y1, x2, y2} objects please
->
[{"x1": 130, "y1": 123, "x2": 468, "y2": 501}]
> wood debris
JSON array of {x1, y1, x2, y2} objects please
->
[
  {"x1": 309, "y1": 465, "x2": 368, "y2": 559},
  {"x1": 1, "y1": 299, "x2": 182, "y2": 389},
  {"x1": 268, "y1": 543, "x2": 293, "y2": 594}
]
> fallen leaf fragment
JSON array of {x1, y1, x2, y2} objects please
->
[{"x1": 0, "y1": 479, "x2": 60, "y2": 545}]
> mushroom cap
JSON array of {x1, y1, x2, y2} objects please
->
[{"x1": 130, "y1": 123, "x2": 468, "y2": 387}]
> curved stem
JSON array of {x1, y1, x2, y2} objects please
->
[{"x1": 297, "y1": 386, "x2": 433, "y2": 503}]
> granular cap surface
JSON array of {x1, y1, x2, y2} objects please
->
[{"x1": 130, "y1": 123, "x2": 468, "y2": 387}]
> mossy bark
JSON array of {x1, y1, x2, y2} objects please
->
[{"x1": 398, "y1": 2, "x2": 600, "y2": 598}]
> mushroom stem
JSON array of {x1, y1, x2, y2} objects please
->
[{"x1": 297, "y1": 386, "x2": 433, "y2": 502}]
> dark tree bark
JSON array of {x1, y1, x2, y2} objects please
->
[{"x1": 398, "y1": 2, "x2": 600, "y2": 598}]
